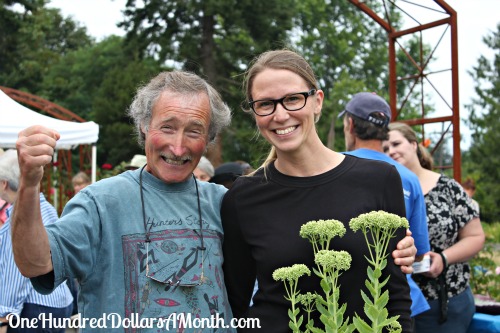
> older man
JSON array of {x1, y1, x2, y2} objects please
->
[{"x1": 11, "y1": 71, "x2": 234, "y2": 332}]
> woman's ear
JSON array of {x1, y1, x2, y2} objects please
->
[
  {"x1": 411, "y1": 140, "x2": 418, "y2": 152},
  {"x1": 313, "y1": 89, "x2": 324, "y2": 122}
]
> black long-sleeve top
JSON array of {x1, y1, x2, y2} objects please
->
[{"x1": 221, "y1": 155, "x2": 411, "y2": 332}]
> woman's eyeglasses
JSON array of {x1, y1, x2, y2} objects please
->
[{"x1": 249, "y1": 89, "x2": 316, "y2": 116}]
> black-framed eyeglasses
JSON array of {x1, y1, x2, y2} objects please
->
[{"x1": 249, "y1": 89, "x2": 317, "y2": 116}]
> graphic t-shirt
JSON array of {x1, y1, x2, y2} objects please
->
[{"x1": 32, "y1": 169, "x2": 234, "y2": 332}]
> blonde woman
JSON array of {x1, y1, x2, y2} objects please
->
[
  {"x1": 383, "y1": 122, "x2": 485, "y2": 333},
  {"x1": 221, "y1": 49, "x2": 416, "y2": 332}
]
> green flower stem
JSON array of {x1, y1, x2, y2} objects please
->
[
  {"x1": 274, "y1": 212, "x2": 408, "y2": 333},
  {"x1": 327, "y1": 271, "x2": 343, "y2": 330},
  {"x1": 287, "y1": 279, "x2": 301, "y2": 332},
  {"x1": 273, "y1": 264, "x2": 311, "y2": 332},
  {"x1": 350, "y1": 212, "x2": 408, "y2": 333}
]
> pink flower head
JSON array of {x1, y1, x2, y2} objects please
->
[{"x1": 102, "y1": 163, "x2": 113, "y2": 170}]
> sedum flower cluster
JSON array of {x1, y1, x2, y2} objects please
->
[
  {"x1": 273, "y1": 211, "x2": 409, "y2": 333},
  {"x1": 300, "y1": 219, "x2": 346, "y2": 252},
  {"x1": 350, "y1": 211, "x2": 409, "y2": 232},
  {"x1": 314, "y1": 250, "x2": 351, "y2": 272},
  {"x1": 273, "y1": 264, "x2": 311, "y2": 282}
]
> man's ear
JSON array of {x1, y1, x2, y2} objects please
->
[{"x1": 347, "y1": 117, "x2": 355, "y2": 133}]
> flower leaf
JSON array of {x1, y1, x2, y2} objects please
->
[
  {"x1": 320, "y1": 278, "x2": 331, "y2": 293},
  {"x1": 309, "y1": 325, "x2": 326, "y2": 333},
  {"x1": 364, "y1": 281, "x2": 378, "y2": 299},
  {"x1": 352, "y1": 315, "x2": 372, "y2": 333}
]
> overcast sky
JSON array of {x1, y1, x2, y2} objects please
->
[{"x1": 48, "y1": 0, "x2": 499, "y2": 147}]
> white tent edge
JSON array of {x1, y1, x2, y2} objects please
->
[{"x1": 0, "y1": 89, "x2": 100, "y2": 183}]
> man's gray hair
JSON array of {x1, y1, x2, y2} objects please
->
[
  {"x1": 0, "y1": 149, "x2": 20, "y2": 192},
  {"x1": 128, "y1": 71, "x2": 232, "y2": 147}
]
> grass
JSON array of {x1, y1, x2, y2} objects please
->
[{"x1": 469, "y1": 222, "x2": 500, "y2": 300}]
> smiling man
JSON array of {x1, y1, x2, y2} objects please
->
[{"x1": 11, "y1": 71, "x2": 236, "y2": 332}]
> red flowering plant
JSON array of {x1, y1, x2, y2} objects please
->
[{"x1": 96, "y1": 163, "x2": 116, "y2": 180}]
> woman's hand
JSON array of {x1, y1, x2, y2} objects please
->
[{"x1": 393, "y1": 229, "x2": 417, "y2": 274}]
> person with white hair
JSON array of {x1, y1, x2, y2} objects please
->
[
  {"x1": 194, "y1": 155, "x2": 215, "y2": 182},
  {"x1": 0, "y1": 149, "x2": 73, "y2": 332}
]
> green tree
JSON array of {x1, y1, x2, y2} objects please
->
[
  {"x1": 293, "y1": 2, "x2": 410, "y2": 152},
  {"x1": 41, "y1": 36, "x2": 164, "y2": 165},
  {"x1": 119, "y1": 1, "x2": 414, "y2": 164},
  {"x1": 463, "y1": 23, "x2": 500, "y2": 223},
  {"x1": 0, "y1": 0, "x2": 44, "y2": 85},
  {"x1": 0, "y1": 0, "x2": 92, "y2": 94},
  {"x1": 120, "y1": 0, "x2": 297, "y2": 166}
]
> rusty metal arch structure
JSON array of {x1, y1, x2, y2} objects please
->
[
  {"x1": 0, "y1": 86, "x2": 94, "y2": 213},
  {"x1": 349, "y1": 0, "x2": 461, "y2": 181}
]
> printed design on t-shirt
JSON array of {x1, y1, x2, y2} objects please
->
[
  {"x1": 403, "y1": 188, "x2": 411, "y2": 200},
  {"x1": 122, "y1": 228, "x2": 229, "y2": 332}
]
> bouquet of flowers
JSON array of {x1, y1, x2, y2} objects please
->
[{"x1": 272, "y1": 210, "x2": 409, "y2": 333}]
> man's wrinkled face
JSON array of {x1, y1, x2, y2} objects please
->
[{"x1": 143, "y1": 91, "x2": 211, "y2": 184}]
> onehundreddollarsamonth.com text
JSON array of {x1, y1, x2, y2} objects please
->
[{"x1": 6, "y1": 312, "x2": 261, "y2": 330}]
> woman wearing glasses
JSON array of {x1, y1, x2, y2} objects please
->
[{"x1": 221, "y1": 49, "x2": 414, "y2": 332}]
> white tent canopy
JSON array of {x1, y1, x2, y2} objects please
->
[{"x1": 0, "y1": 89, "x2": 99, "y2": 182}]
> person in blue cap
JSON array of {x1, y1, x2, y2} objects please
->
[{"x1": 340, "y1": 91, "x2": 431, "y2": 324}]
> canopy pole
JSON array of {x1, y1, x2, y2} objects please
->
[
  {"x1": 91, "y1": 144, "x2": 97, "y2": 183},
  {"x1": 52, "y1": 151, "x2": 58, "y2": 211}
]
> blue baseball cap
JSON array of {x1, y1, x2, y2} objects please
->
[{"x1": 338, "y1": 92, "x2": 391, "y2": 127}]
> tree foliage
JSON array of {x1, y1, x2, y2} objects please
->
[
  {"x1": 119, "y1": 0, "x2": 297, "y2": 166},
  {"x1": 293, "y1": 1, "x2": 394, "y2": 152},
  {"x1": 0, "y1": 0, "x2": 92, "y2": 93},
  {"x1": 41, "y1": 36, "x2": 165, "y2": 165},
  {"x1": 463, "y1": 23, "x2": 500, "y2": 223},
  {"x1": 2, "y1": 0, "x2": 426, "y2": 170}
]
